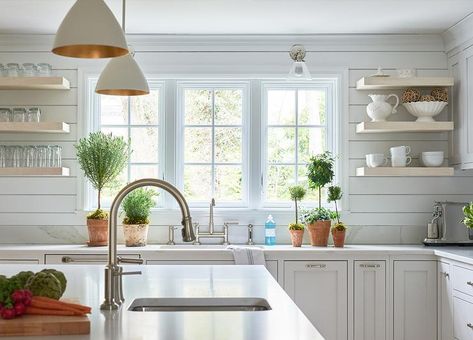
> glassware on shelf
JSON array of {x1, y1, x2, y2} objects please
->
[
  {"x1": 22, "y1": 63, "x2": 36, "y2": 77},
  {"x1": 0, "y1": 145, "x2": 62, "y2": 168},
  {"x1": 0, "y1": 108, "x2": 11, "y2": 122},
  {"x1": 12, "y1": 108, "x2": 27, "y2": 122},
  {"x1": 27, "y1": 107, "x2": 41, "y2": 122},
  {"x1": 50, "y1": 145, "x2": 62, "y2": 167},
  {"x1": 6, "y1": 63, "x2": 20, "y2": 77},
  {"x1": 36, "y1": 63, "x2": 52, "y2": 77},
  {"x1": 0, "y1": 64, "x2": 4, "y2": 77}
]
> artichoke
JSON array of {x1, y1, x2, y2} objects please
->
[
  {"x1": 25, "y1": 272, "x2": 63, "y2": 300},
  {"x1": 41, "y1": 269, "x2": 67, "y2": 295},
  {"x1": 9, "y1": 271, "x2": 34, "y2": 290}
]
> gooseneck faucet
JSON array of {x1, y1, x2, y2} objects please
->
[{"x1": 101, "y1": 178, "x2": 196, "y2": 310}]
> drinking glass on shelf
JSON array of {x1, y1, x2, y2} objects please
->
[
  {"x1": 50, "y1": 145, "x2": 62, "y2": 167},
  {"x1": 0, "y1": 108, "x2": 11, "y2": 122},
  {"x1": 12, "y1": 108, "x2": 26, "y2": 122},
  {"x1": 27, "y1": 108, "x2": 41, "y2": 122},
  {"x1": 12, "y1": 145, "x2": 24, "y2": 168},
  {"x1": 25, "y1": 146, "x2": 35, "y2": 167},
  {"x1": 36, "y1": 63, "x2": 52, "y2": 77},
  {"x1": 0, "y1": 64, "x2": 4, "y2": 77},
  {"x1": 0, "y1": 146, "x2": 6, "y2": 167},
  {"x1": 6, "y1": 63, "x2": 20, "y2": 77},
  {"x1": 36, "y1": 146, "x2": 48, "y2": 168},
  {"x1": 22, "y1": 63, "x2": 36, "y2": 77}
]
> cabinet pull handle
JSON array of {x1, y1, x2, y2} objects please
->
[
  {"x1": 467, "y1": 281, "x2": 473, "y2": 287},
  {"x1": 359, "y1": 264, "x2": 380, "y2": 268},
  {"x1": 441, "y1": 272, "x2": 450, "y2": 279},
  {"x1": 467, "y1": 323, "x2": 473, "y2": 329},
  {"x1": 62, "y1": 256, "x2": 105, "y2": 263},
  {"x1": 306, "y1": 264, "x2": 326, "y2": 269}
]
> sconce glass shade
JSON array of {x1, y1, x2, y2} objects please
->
[
  {"x1": 288, "y1": 61, "x2": 312, "y2": 80},
  {"x1": 52, "y1": 0, "x2": 128, "y2": 58},
  {"x1": 95, "y1": 53, "x2": 149, "y2": 96}
]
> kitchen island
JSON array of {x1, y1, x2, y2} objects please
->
[{"x1": 0, "y1": 264, "x2": 323, "y2": 340}]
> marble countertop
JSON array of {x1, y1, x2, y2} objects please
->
[{"x1": 0, "y1": 264, "x2": 322, "y2": 340}]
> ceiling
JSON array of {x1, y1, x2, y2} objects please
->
[{"x1": 1, "y1": 0, "x2": 473, "y2": 35}]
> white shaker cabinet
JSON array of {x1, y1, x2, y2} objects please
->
[
  {"x1": 393, "y1": 261, "x2": 437, "y2": 340},
  {"x1": 354, "y1": 261, "x2": 386, "y2": 340},
  {"x1": 284, "y1": 261, "x2": 348, "y2": 340},
  {"x1": 438, "y1": 261, "x2": 453, "y2": 340}
]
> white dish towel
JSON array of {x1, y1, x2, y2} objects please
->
[{"x1": 227, "y1": 245, "x2": 266, "y2": 265}]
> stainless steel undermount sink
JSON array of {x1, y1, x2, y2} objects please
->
[{"x1": 128, "y1": 297, "x2": 272, "y2": 312}]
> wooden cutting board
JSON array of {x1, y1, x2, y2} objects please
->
[{"x1": 0, "y1": 314, "x2": 90, "y2": 337}]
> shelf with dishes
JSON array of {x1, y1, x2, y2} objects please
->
[
  {"x1": 356, "y1": 121, "x2": 454, "y2": 133},
  {"x1": 0, "y1": 122, "x2": 70, "y2": 133},
  {"x1": 0, "y1": 63, "x2": 69, "y2": 90}
]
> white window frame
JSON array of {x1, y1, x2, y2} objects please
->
[{"x1": 175, "y1": 81, "x2": 250, "y2": 208}]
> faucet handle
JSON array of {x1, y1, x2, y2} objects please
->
[{"x1": 117, "y1": 256, "x2": 144, "y2": 264}]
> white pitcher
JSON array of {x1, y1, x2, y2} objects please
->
[{"x1": 366, "y1": 94, "x2": 400, "y2": 122}]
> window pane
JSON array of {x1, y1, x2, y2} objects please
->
[
  {"x1": 130, "y1": 165, "x2": 159, "y2": 181},
  {"x1": 101, "y1": 127, "x2": 128, "y2": 140},
  {"x1": 215, "y1": 89, "x2": 242, "y2": 125},
  {"x1": 267, "y1": 127, "x2": 295, "y2": 163},
  {"x1": 266, "y1": 165, "x2": 296, "y2": 201},
  {"x1": 101, "y1": 168, "x2": 127, "y2": 206},
  {"x1": 215, "y1": 127, "x2": 241, "y2": 163},
  {"x1": 184, "y1": 165, "x2": 212, "y2": 201},
  {"x1": 130, "y1": 90, "x2": 159, "y2": 125},
  {"x1": 130, "y1": 127, "x2": 159, "y2": 163},
  {"x1": 215, "y1": 166, "x2": 242, "y2": 201},
  {"x1": 297, "y1": 166, "x2": 319, "y2": 202},
  {"x1": 100, "y1": 96, "x2": 128, "y2": 125},
  {"x1": 298, "y1": 128, "x2": 326, "y2": 164},
  {"x1": 298, "y1": 90, "x2": 326, "y2": 125},
  {"x1": 185, "y1": 89, "x2": 212, "y2": 125},
  {"x1": 184, "y1": 127, "x2": 212, "y2": 163},
  {"x1": 267, "y1": 90, "x2": 295, "y2": 125}
]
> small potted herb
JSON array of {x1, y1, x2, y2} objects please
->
[
  {"x1": 122, "y1": 188, "x2": 158, "y2": 247},
  {"x1": 328, "y1": 185, "x2": 346, "y2": 247},
  {"x1": 306, "y1": 151, "x2": 335, "y2": 246},
  {"x1": 462, "y1": 202, "x2": 473, "y2": 240},
  {"x1": 76, "y1": 132, "x2": 129, "y2": 246},
  {"x1": 288, "y1": 185, "x2": 306, "y2": 247}
]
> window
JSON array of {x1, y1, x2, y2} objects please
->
[
  {"x1": 177, "y1": 83, "x2": 248, "y2": 207},
  {"x1": 262, "y1": 83, "x2": 334, "y2": 206}
]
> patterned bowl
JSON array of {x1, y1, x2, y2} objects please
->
[{"x1": 403, "y1": 101, "x2": 448, "y2": 122}]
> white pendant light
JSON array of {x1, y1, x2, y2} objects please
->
[
  {"x1": 52, "y1": 0, "x2": 128, "y2": 58},
  {"x1": 288, "y1": 44, "x2": 312, "y2": 81},
  {"x1": 95, "y1": 0, "x2": 149, "y2": 96}
]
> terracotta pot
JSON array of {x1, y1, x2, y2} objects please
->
[
  {"x1": 289, "y1": 229, "x2": 304, "y2": 247},
  {"x1": 123, "y1": 224, "x2": 149, "y2": 247},
  {"x1": 306, "y1": 220, "x2": 331, "y2": 247},
  {"x1": 86, "y1": 219, "x2": 109, "y2": 247},
  {"x1": 331, "y1": 228, "x2": 346, "y2": 248}
]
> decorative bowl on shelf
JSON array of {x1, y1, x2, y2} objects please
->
[
  {"x1": 421, "y1": 151, "x2": 444, "y2": 167},
  {"x1": 402, "y1": 101, "x2": 447, "y2": 122}
]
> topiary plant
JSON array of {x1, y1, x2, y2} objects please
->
[
  {"x1": 307, "y1": 151, "x2": 335, "y2": 209},
  {"x1": 328, "y1": 185, "x2": 345, "y2": 231},
  {"x1": 122, "y1": 188, "x2": 158, "y2": 225},
  {"x1": 289, "y1": 185, "x2": 306, "y2": 225},
  {"x1": 75, "y1": 132, "x2": 130, "y2": 220},
  {"x1": 462, "y1": 202, "x2": 473, "y2": 229}
]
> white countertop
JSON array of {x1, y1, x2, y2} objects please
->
[{"x1": 0, "y1": 264, "x2": 323, "y2": 340}]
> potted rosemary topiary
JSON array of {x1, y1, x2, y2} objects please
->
[
  {"x1": 328, "y1": 185, "x2": 346, "y2": 247},
  {"x1": 75, "y1": 132, "x2": 129, "y2": 246},
  {"x1": 288, "y1": 185, "x2": 306, "y2": 247},
  {"x1": 122, "y1": 188, "x2": 158, "y2": 247},
  {"x1": 306, "y1": 151, "x2": 335, "y2": 246}
]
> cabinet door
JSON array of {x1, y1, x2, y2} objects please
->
[
  {"x1": 393, "y1": 261, "x2": 437, "y2": 340},
  {"x1": 463, "y1": 45, "x2": 473, "y2": 168},
  {"x1": 146, "y1": 260, "x2": 234, "y2": 265},
  {"x1": 284, "y1": 261, "x2": 348, "y2": 340},
  {"x1": 439, "y1": 261, "x2": 453, "y2": 340},
  {"x1": 449, "y1": 52, "x2": 464, "y2": 166},
  {"x1": 354, "y1": 261, "x2": 386, "y2": 340}
]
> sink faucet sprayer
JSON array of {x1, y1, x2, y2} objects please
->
[{"x1": 101, "y1": 178, "x2": 196, "y2": 310}]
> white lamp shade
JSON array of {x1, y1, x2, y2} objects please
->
[
  {"x1": 96, "y1": 54, "x2": 149, "y2": 96},
  {"x1": 288, "y1": 61, "x2": 312, "y2": 80},
  {"x1": 52, "y1": 0, "x2": 128, "y2": 58}
]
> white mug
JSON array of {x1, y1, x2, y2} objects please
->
[
  {"x1": 391, "y1": 155, "x2": 412, "y2": 167},
  {"x1": 390, "y1": 145, "x2": 411, "y2": 157},
  {"x1": 366, "y1": 153, "x2": 387, "y2": 168}
]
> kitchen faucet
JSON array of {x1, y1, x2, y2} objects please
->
[
  {"x1": 193, "y1": 198, "x2": 229, "y2": 245},
  {"x1": 101, "y1": 178, "x2": 196, "y2": 310}
]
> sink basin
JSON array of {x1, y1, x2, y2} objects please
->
[{"x1": 128, "y1": 297, "x2": 271, "y2": 312}]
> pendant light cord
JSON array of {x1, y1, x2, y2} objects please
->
[{"x1": 122, "y1": 0, "x2": 126, "y2": 32}]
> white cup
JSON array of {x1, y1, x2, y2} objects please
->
[
  {"x1": 366, "y1": 153, "x2": 387, "y2": 168},
  {"x1": 391, "y1": 155, "x2": 412, "y2": 167},
  {"x1": 390, "y1": 145, "x2": 411, "y2": 157}
]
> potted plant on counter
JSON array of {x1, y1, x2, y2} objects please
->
[
  {"x1": 306, "y1": 151, "x2": 335, "y2": 247},
  {"x1": 122, "y1": 188, "x2": 158, "y2": 247},
  {"x1": 75, "y1": 132, "x2": 130, "y2": 247},
  {"x1": 328, "y1": 185, "x2": 346, "y2": 247},
  {"x1": 462, "y1": 202, "x2": 473, "y2": 240},
  {"x1": 288, "y1": 185, "x2": 306, "y2": 247}
]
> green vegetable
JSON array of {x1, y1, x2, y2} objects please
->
[
  {"x1": 0, "y1": 277, "x2": 16, "y2": 308},
  {"x1": 41, "y1": 269, "x2": 67, "y2": 295},
  {"x1": 25, "y1": 272, "x2": 63, "y2": 300},
  {"x1": 9, "y1": 271, "x2": 34, "y2": 290}
]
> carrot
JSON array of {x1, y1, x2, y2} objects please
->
[
  {"x1": 30, "y1": 297, "x2": 91, "y2": 314},
  {"x1": 25, "y1": 306, "x2": 77, "y2": 316}
]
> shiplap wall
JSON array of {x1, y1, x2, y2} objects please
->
[{"x1": 0, "y1": 34, "x2": 470, "y2": 245}]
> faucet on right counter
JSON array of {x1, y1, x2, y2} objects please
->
[{"x1": 193, "y1": 198, "x2": 230, "y2": 245}]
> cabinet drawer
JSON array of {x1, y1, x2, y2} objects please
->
[
  {"x1": 45, "y1": 254, "x2": 141, "y2": 265},
  {"x1": 453, "y1": 265, "x2": 473, "y2": 297},
  {"x1": 453, "y1": 296, "x2": 473, "y2": 340},
  {"x1": 146, "y1": 260, "x2": 234, "y2": 265}
]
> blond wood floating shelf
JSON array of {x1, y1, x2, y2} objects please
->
[
  {"x1": 356, "y1": 76, "x2": 454, "y2": 90},
  {"x1": 0, "y1": 167, "x2": 70, "y2": 176},
  {"x1": 0, "y1": 77, "x2": 70, "y2": 90},
  {"x1": 356, "y1": 167, "x2": 454, "y2": 177},
  {"x1": 0, "y1": 122, "x2": 70, "y2": 133},
  {"x1": 356, "y1": 121, "x2": 454, "y2": 133}
]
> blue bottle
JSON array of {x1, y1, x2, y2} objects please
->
[{"x1": 265, "y1": 215, "x2": 276, "y2": 245}]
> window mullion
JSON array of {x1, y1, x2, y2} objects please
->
[
  {"x1": 127, "y1": 97, "x2": 132, "y2": 182},
  {"x1": 211, "y1": 89, "x2": 216, "y2": 199},
  {"x1": 295, "y1": 89, "x2": 299, "y2": 185}
]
